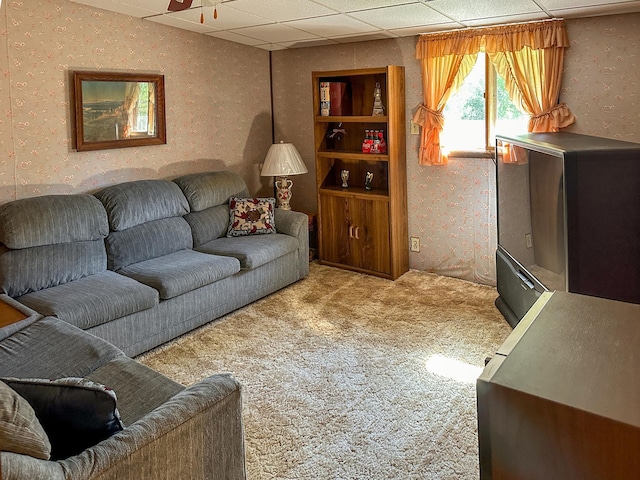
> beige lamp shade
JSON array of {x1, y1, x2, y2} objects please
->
[
  {"x1": 261, "y1": 141, "x2": 307, "y2": 210},
  {"x1": 261, "y1": 142, "x2": 308, "y2": 177}
]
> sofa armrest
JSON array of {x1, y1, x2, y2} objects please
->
[
  {"x1": 63, "y1": 373, "x2": 245, "y2": 480},
  {"x1": 0, "y1": 453, "x2": 65, "y2": 480},
  {"x1": 274, "y1": 209, "x2": 309, "y2": 279},
  {"x1": 2, "y1": 374, "x2": 245, "y2": 480},
  {"x1": 0, "y1": 374, "x2": 246, "y2": 480},
  {"x1": 0, "y1": 294, "x2": 43, "y2": 342}
]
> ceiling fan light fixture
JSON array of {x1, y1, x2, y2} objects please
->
[{"x1": 202, "y1": 0, "x2": 223, "y2": 22}]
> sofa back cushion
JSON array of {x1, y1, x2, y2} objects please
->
[
  {"x1": 181, "y1": 205, "x2": 229, "y2": 248},
  {"x1": 105, "y1": 218, "x2": 193, "y2": 271},
  {"x1": 0, "y1": 195, "x2": 109, "y2": 297},
  {"x1": 0, "y1": 241, "x2": 107, "y2": 297},
  {"x1": 174, "y1": 171, "x2": 249, "y2": 247},
  {"x1": 174, "y1": 171, "x2": 249, "y2": 212},
  {"x1": 95, "y1": 180, "x2": 189, "y2": 232},
  {"x1": 0, "y1": 195, "x2": 108, "y2": 249},
  {"x1": 95, "y1": 180, "x2": 193, "y2": 270}
]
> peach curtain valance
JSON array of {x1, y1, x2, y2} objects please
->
[
  {"x1": 414, "y1": 19, "x2": 574, "y2": 165},
  {"x1": 415, "y1": 19, "x2": 570, "y2": 58}
]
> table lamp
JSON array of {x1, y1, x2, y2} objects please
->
[{"x1": 261, "y1": 141, "x2": 308, "y2": 210}]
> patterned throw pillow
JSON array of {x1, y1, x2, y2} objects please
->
[
  {"x1": 0, "y1": 380, "x2": 51, "y2": 460},
  {"x1": 2, "y1": 377, "x2": 125, "y2": 460},
  {"x1": 227, "y1": 197, "x2": 276, "y2": 237}
]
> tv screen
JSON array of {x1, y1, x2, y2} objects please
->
[{"x1": 497, "y1": 143, "x2": 567, "y2": 292}]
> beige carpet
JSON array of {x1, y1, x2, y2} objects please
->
[{"x1": 138, "y1": 262, "x2": 512, "y2": 480}]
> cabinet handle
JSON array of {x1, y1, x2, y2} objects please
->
[
  {"x1": 349, "y1": 225, "x2": 354, "y2": 238},
  {"x1": 355, "y1": 226, "x2": 360, "y2": 239}
]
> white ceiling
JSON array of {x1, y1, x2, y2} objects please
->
[{"x1": 70, "y1": 0, "x2": 640, "y2": 51}]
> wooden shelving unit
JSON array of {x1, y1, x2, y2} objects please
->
[{"x1": 312, "y1": 66, "x2": 408, "y2": 279}]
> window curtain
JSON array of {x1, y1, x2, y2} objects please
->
[
  {"x1": 488, "y1": 47, "x2": 574, "y2": 132},
  {"x1": 414, "y1": 19, "x2": 574, "y2": 165},
  {"x1": 413, "y1": 52, "x2": 477, "y2": 165}
]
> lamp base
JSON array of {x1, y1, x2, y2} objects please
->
[{"x1": 274, "y1": 176, "x2": 294, "y2": 210}]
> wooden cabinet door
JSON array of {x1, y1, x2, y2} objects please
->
[
  {"x1": 318, "y1": 194, "x2": 351, "y2": 266},
  {"x1": 319, "y1": 194, "x2": 391, "y2": 275},
  {"x1": 349, "y1": 197, "x2": 391, "y2": 275}
]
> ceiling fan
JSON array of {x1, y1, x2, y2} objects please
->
[{"x1": 167, "y1": 0, "x2": 237, "y2": 22}]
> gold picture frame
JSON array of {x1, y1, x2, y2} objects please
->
[{"x1": 73, "y1": 71, "x2": 166, "y2": 152}]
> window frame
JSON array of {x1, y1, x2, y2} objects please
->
[{"x1": 446, "y1": 53, "x2": 521, "y2": 159}]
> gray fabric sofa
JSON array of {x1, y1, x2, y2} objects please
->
[
  {"x1": 0, "y1": 170, "x2": 308, "y2": 479},
  {"x1": 0, "y1": 170, "x2": 309, "y2": 356},
  {"x1": 0, "y1": 311, "x2": 245, "y2": 480}
]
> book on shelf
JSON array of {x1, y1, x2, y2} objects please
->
[
  {"x1": 320, "y1": 81, "x2": 330, "y2": 116},
  {"x1": 319, "y1": 82, "x2": 351, "y2": 116}
]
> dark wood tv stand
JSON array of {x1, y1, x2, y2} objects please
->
[{"x1": 477, "y1": 291, "x2": 640, "y2": 479}]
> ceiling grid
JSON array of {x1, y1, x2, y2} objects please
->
[{"x1": 71, "y1": 0, "x2": 640, "y2": 50}]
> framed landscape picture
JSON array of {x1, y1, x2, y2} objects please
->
[{"x1": 73, "y1": 71, "x2": 166, "y2": 152}]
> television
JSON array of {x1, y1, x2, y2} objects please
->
[{"x1": 495, "y1": 132, "x2": 640, "y2": 327}]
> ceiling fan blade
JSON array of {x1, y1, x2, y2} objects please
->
[{"x1": 167, "y1": 0, "x2": 193, "y2": 12}]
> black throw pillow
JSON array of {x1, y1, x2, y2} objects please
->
[{"x1": 1, "y1": 377, "x2": 125, "y2": 460}]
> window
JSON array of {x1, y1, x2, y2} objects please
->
[{"x1": 440, "y1": 54, "x2": 528, "y2": 154}]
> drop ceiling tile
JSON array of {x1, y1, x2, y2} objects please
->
[
  {"x1": 227, "y1": 0, "x2": 339, "y2": 22},
  {"x1": 537, "y1": 0, "x2": 632, "y2": 9},
  {"x1": 348, "y1": 3, "x2": 454, "y2": 29},
  {"x1": 389, "y1": 22, "x2": 463, "y2": 36},
  {"x1": 121, "y1": 0, "x2": 169, "y2": 15},
  {"x1": 232, "y1": 23, "x2": 320, "y2": 43},
  {"x1": 156, "y1": 3, "x2": 274, "y2": 30},
  {"x1": 312, "y1": 0, "x2": 419, "y2": 13},
  {"x1": 333, "y1": 31, "x2": 399, "y2": 43},
  {"x1": 278, "y1": 38, "x2": 341, "y2": 49},
  {"x1": 145, "y1": 13, "x2": 221, "y2": 33},
  {"x1": 549, "y1": 3, "x2": 640, "y2": 17},
  {"x1": 72, "y1": 0, "x2": 160, "y2": 17},
  {"x1": 205, "y1": 30, "x2": 264, "y2": 46},
  {"x1": 285, "y1": 14, "x2": 381, "y2": 37},
  {"x1": 428, "y1": 0, "x2": 544, "y2": 22},
  {"x1": 539, "y1": 0, "x2": 640, "y2": 17},
  {"x1": 463, "y1": 12, "x2": 551, "y2": 27},
  {"x1": 254, "y1": 43, "x2": 288, "y2": 51}
]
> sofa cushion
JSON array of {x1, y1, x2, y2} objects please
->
[
  {"x1": 117, "y1": 249, "x2": 241, "y2": 300},
  {"x1": 0, "y1": 240, "x2": 107, "y2": 297},
  {"x1": 2, "y1": 377, "x2": 124, "y2": 460},
  {"x1": 0, "y1": 316, "x2": 123, "y2": 380},
  {"x1": 174, "y1": 171, "x2": 249, "y2": 212},
  {"x1": 95, "y1": 180, "x2": 189, "y2": 231},
  {"x1": 0, "y1": 380, "x2": 51, "y2": 460},
  {"x1": 196, "y1": 234, "x2": 299, "y2": 270},
  {"x1": 227, "y1": 197, "x2": 276, "y2": 237},
  {"x1": 183, "y1": 204, "x2": 229, "y2": 247},
  {"x1": 17, "y1": 271, "x2": 159, "y2": 330},
  {"x1": 105, "y1": 217, "x2": 193, "y2": 271},
  {"x1": 0, "y1": 194, "x2": 108, "y2": 249}
]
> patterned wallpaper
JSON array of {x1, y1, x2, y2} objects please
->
[
  {"x1": 1, "y1": 0, "x2": 638, "y2": 285},
  {"x1": 0, "y1": 0, "x2": 273, "y2": 203},
  {"x1": 272, "y1": 13, "x2": 640, "y2": 285},
  {"x1": 564, "y1": 14, "x2": 639, "y2": 141}
]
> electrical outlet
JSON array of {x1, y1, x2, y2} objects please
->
[
  {"x1": 410, "y1": 120, "x2": 420, "y2": 135},
  {"x1": 525, "y1": 233, "x2": 533, "y2": 249},
  {"x1": 410, "y1": 236, "x2": 420, "y2": 252}
]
